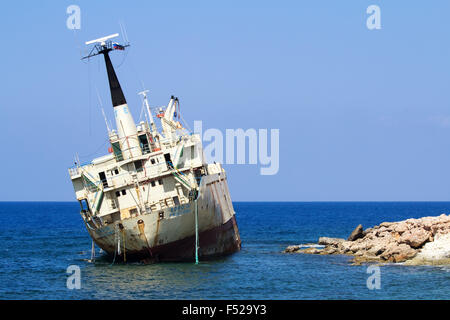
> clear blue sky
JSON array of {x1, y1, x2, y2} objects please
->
[{"x1": 1, "y1": 0, "x2": 450, "y2": 201}]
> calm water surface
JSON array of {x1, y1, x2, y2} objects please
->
[{"x1": 0, "y1": 202, "x2": 449, "y2": 299}]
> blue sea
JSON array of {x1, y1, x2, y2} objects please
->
[{"x1": 0, "y1": 202, "x2": 449, "y2": 299}]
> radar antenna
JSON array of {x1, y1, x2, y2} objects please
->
[
  {"x1": 81, "y1": 33, "x2": 130, "y2": 107},
  {"x1": 82, "y1": 33, "x2": 130, "y2": 60}
]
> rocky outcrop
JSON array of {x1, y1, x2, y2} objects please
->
[
  {"x1": 347, "y1": 224, "x2": 364, "y2": 241},
  {"x1": 405, "y1": 233, "x2": 450, "y2": 265},
  {"x1": 284, "y1": 245, "x2": 301, "y2": 253},
  {"x1": 318, "y1": 237, "x2": 344, "y2": 246},
  {"x1": 284, "y1": 214, "x2": 450, "y2": 265}
]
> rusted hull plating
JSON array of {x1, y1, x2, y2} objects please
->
[
  {"x1": 85, "y1": 176, "x2": 241, "y2": 262},
  {"x1": 88, "y1": 216, "x2": 241, "y2": 262},
  {"x1": 119, "y1": 216, "x2": 238, "y2": 262}
]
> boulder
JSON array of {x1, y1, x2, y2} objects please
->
[
  {"x1": 347, "y1": 224, "x2": 364, "y2": 241},
  {"x1": 297, "y1": 247, "x2": 321, "y2": 254},
  {"x1": 405, "y1": 233, "x2": 450, "y2": 265},
  {"x1": 399, "y1": 228, "x2": 432, "y2": 248},
  {"x1": 318, "y1": 237, "x2": 345, "y2": 246},
  {"x1": 393, "y1": 222, "x2": 408, "y2": 234},
  {"x1": 380, "y1": 243, "x2": 416, "y2": 262},
  {"x1": 366, "y1": 244, "x2": 385, "y2": 256},
  {"x1": 321, "y1": 247, "x2": 337, "y2": 255},
  {"x1": 348, "y1": 239, "x2": 366, "y2": 253},
  {"x1": 380, "y1": 222, "x2": 393, "y2": 228},
  {"x1": 340, "y1": 241, "x2": 354, "y2": 254},
  {"x1": 284, "y1": 245, "x2": 300, "y2": 253}
]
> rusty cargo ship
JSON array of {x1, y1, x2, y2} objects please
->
[{"x1": 68, "y1": 34, "x2": 241, "y2": 262}]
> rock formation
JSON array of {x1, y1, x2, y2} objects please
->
[
  {"x1": 347, "y1": 224, "x2": 364, "y2": 241},
  {"x1": 284, "y1": 214, "x2": 450, "y2": 265}
]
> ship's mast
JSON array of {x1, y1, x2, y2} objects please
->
[
  {"x1": 138, "y1": 90, "x2": 157, "y2": 136},
  {"x1": 83, "y1": 34, "x2": 141, "y2": 160}
]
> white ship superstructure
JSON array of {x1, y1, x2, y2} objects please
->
[{"x1": 68, "y1": 34, "x2": 241, "y2": 262}]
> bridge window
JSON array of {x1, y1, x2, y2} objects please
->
[
  {"x1": 115, "y1": 189, "x2": 127, "y2": 197},
  {"x1": 129, "y1": 208, "x2": 138, "y2": 216},
  {"x1": 164, "y1": 153, "x2": 172, "y2": 167},
  {"x1": 138, "y1": 134, "x2": 150, "y2": 154},
  {"x1": 79, "y1": 199, "x2": 89, "y2": 212},
  {"x1": 99, "y1": 171, "x2": 108, "y2": 188},
  {"x1": 111, "y1": 142, "x2": 123, "y2": 161},
  {"x1": 134, "y1": 160, "x2": 143, "y2": 172}
]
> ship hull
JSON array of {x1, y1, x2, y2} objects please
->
[
  {"x1": 109, "y1": 215, "x2": 240, "y2": 262},
  {"x1": 85, "y1": 174, "x2": 241, "y2": 262}
]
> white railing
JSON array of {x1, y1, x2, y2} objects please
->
[{"x1": 68, "y1": 167, "x2": 81, "y2": 177}]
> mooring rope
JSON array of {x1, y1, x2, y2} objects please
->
[
  {"x1": 110, "y1": 224, "x2": 119, "y2": 266},
  {"x1": 122, "y1": 228, "x2": 127, "y2": 263},
  {"x1": 195, "y1": 198, "x2": 199, "y2": 264},
  {"x1": 90, "y1": 239, "x2": 96, "y2": 263}
]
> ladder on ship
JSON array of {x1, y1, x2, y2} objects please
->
[
  {"x1": 167, "y1": 161, "x2": 192, "y2": 190},
  {"x1": 80, "y1": 169, "x2": 105, "y2": 215}
]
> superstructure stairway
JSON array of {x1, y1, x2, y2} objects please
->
[
  {"x1": 167, "y1": 161, "x2": 192, "y2": 190},
  {"x1": 80, "y1": 169, "x2": 105, "y2": 214}
]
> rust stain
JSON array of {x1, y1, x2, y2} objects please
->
[
  {"x1": 231, "y1": 215, "x2": 241, "y2": 247},
  {"x1": 120, "y1": 209, "x2": 130, "y2": 220},
  {"x1": 214, "y1": 180, "x2": 240, "y2": 247},
  {"x1": 137, "y1": 219, "x2": 153, "y2": 257},
  {"x1": 153, "y1": 216, "x2": 161, "y2": 247},
  {"x1": 211, "y1": 183, "x2": 225, "y2": 223},
  {"x1": 135, "y1": 186, "x2": 141, "y2": 204},
  {"x1": 211, "y1": 182, "x2": 240, "y2": 248}
]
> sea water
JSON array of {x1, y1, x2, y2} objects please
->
[{"x1": 0, "y1": 201, "x2": 449, "y2": 299}]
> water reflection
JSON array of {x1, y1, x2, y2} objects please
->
[{"x1": 80, "y1": 254, "x2": 235, "y2": 299}]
